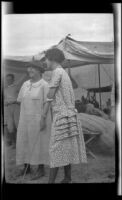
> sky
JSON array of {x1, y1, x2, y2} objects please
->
[{"x1": 3, "y1": 14, "x2": 114, "y2": 56}]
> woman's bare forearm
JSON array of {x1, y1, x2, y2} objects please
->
[
  {"x1": 42, "y1": 101, "x2": 51, "y2": 118},
  {"x1": 42, "y1": 87, "x2": 56, "y2": 118}
]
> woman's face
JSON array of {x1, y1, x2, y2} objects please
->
[
  {"x1": 45, "y1": 58, "x2": 52, "y2": 70},
  {"x1": 6, "y1": 75, "x2": 14, "y2": 85},
  {"x1": 27, "y1": 67, "x2": 40, "y2": 78}
]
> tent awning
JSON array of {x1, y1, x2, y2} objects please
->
[
  {"x1": 3, "y1": 36, "x2": 114, "y2": 74},
  {"x1": 87, "y1": 85, "x2": 112, "y2": 93},
  {"x1": 37, "y1": 36, "x2": 114, "y2": 68},
  {"x1": 58, "y1": 36, "x2": 114, "y2": 63}
]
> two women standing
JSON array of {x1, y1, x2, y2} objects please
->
[{"x1": 16, "y1": 48, "x2": 87, "y2": 183}]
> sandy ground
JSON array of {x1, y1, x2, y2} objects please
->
[{"x1": 4, "y1": 140, "x2": 115, "y2": 184}]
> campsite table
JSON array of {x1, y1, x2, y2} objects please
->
[{"x1": 83, "y1": 129, "x2": 102, "y2": 159}]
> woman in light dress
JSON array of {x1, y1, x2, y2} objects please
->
[
  {"x1": 16, "y1": 62, "x2": 51, "y2": 180},
  {"x1": 40, "y1": 48, "x2": 87, "y2": 183}
]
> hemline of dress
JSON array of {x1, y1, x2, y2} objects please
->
[
  {"x1": 16, "y1": 160, "x2": 50, "y2": 166},
  {"x1": 50, "y1": 160, "x2": 87, "y2": 168}
]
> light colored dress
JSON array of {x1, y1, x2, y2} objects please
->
[
  {"x1": 16, "y1": 79, "x2": 51, "y2": 165},
  {"x1": 48, "y1": 67, "x2": 87, "y2": 168}
]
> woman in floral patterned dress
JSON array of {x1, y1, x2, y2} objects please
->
[{"x1": 40, "y1": 48, "x2": 87, "y2": 183}]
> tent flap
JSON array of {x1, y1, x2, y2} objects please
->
[
  {"x1": 4, "y1": 36, "x2": 114, "y2": 73},
  {"x1": 87, "y1": 85, "x2": 112, "y2": 93},
  {"x1": 56, "y1": 36, "x2": 114, "y2": 65}
]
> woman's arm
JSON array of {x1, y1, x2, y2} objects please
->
[
  {"x1": 40, "y1": 68, "x2": 61, "y2": 130},
  {"x1": 40, "y1": 87, "x2": 57, "y2": 130},
  {"x1": 43, "y1": 87, "x2": 56, "y2": 117}
]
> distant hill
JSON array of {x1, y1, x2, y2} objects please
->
[{"x1": 4, "y1": 55, "x2": 33, "y2": 62}]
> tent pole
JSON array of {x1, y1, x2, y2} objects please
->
[
  {"x1": 98, "y1": 64, "x2": 102, "y2": 109},
  {"x1": 68, "y1": 59, "x2": 78, "y2": 89},
  {"x1": 68, "y1": 60, "x2": 71, "y2": 75}
]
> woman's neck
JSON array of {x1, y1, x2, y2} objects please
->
[
  {"x1": 51, "y1": 62, "x2": 61, "y2": 70},
  {"x1": 30, "y1": 75, "x2": 42, "y2": 83}
]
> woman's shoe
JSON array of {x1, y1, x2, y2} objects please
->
[
  {"x1": 60, "y1": 178, "x2": 72, "y2": 183},
  {"x1": 16, "y1": 168, "x2": 25, "y2": 177},
  {"x1": 16, "y1": 165, "x2": 30, "y2": 177},
  {"x1": 30, "y1": 169, "x2": 45, "y2": 180}
]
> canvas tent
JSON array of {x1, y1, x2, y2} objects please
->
[
  {"x1": 57, "y1": 36, "x2": 114, "y2": 107},
  {"x1": 3, "y1": 36, "x2": 115, "y2": 148},
  {"x1": 4, "y1": 35, "x2": 114, "y2": 71},
  {"x1": 34, "y1": 36, "x2": 114, "y2": 107},
  {"x1": 56, "y1": 36, "x2": 114, "y2": 66},
  {"x1": 3, "y1": 36, "x2": 114, "y2": 106}
]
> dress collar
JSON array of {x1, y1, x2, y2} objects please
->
[{"x1": 27, "y1": 79, "x2": 44, "y2": 88}]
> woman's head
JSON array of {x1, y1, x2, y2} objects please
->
[
  {"x1": 6, "y1": 74, "x2": 15, "y2": 85},
  {"x1": 45, "y1": 48, "x2": 65, "y2": 69},
  {"x1": 27, "y1": 63, "x2": 44, "y2": 78}
]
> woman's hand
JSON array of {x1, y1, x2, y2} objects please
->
[{"x1": 40, "y1": 116, "x2": 46, "y2": 131}]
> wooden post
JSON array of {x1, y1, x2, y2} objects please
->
[
  {"x1": 68, "y1": 60, "x2": 71, "y2": 75},
  {"x1": 98, "y1": 64, "x2": 102, "y2": 109}
]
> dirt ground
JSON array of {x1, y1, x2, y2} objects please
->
[{"x1": 4, "y1": 140, "x2": 115, "y2": 184}]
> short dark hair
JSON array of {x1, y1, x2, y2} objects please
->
[
  {"x1": 6, "y1": 74, "x2": 15, "y2": 79},
  {"x1": 45, "y1": 48, "x2": 65, "y2": 64},
  {"x1": 31, "y1": 66, "x2": 44, "y2": 74},
  {"x1": 28, "y1": 62, "x2": 45, "y2": 74}
]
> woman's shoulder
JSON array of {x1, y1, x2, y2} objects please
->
[
  {"x1": 53, "y1": 67, "x2": 65, "y2": 76},
  {"x1": 41, "y1": 79, "x2": 49, "y2": 86},
  {"x1": 21, "y1": 80, "x2": 30, "y2": 88}
]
